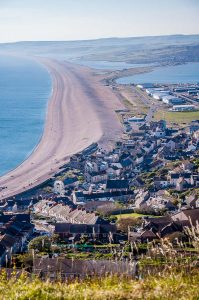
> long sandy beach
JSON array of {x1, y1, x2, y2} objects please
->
[{"x1": 0, "y1": 59, "x2": 124, "y2": 200}]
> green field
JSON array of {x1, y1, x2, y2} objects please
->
[
  {"x1": 114, "y1": 213, "x2": 157, "y2": 219},
  {"x1": 154, "y1": 110, "x2": 199, "y2": 124}
]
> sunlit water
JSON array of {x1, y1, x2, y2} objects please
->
[
  {"x1": 117, "y1": 62, "x2": 199, "y2": 84},
  {"x1": 0, "y1": 55, "x2": 52, "y2": 176}
]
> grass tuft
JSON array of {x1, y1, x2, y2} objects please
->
[{"x1": 0, "y1": 269, "x2": 198, "y2": 300}]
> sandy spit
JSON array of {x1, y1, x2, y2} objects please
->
[{"x1": 0, "y1": 59, "x2": 124, "y2": 200}]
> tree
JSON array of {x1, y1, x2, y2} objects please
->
[
  {"x1": 28, "y1": 236, "x2": 51, "y2": 252},
  {"x1": 51, "y1": 234, "x2": 59, "y2": 244},
  {"x1": 14, "y1": 254, "x2": 33, "y2": 270},
  {"x1": 117, "y1": 217, "x2": 142, "y2": 233},
  {"x1": 166, "y1": 232, "x2": 185, "y2": 243}
]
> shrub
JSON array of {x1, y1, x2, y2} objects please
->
[
  {"x1": 117, "y1": 217, "x2": 142, "y2": 233},
  {"x1": 28, "y1": 236, "x2": 51, "y2": 252}
]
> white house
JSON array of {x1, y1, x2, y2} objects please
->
[{"x1": 54, "y1": 180, "x2": 65, "y2": 195}]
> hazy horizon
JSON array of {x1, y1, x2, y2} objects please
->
[
  {"x1": 1, "y1": 33, "x2": 199, "y2": 45},
  {"x1": 0, "y1": 0, "x2": 199, "y2": 43}
]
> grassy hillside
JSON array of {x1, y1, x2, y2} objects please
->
[
  {"x1": 0, "y1": 269, "x2": 198, "y2": 300},
  {"x1": 0, "y1": 35, "x2": 198, "y2": 64},
  {"x1": 1, "y1": 223, "x2": 199, "y2": 299}
]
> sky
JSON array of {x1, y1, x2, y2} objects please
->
[{"x1": 0, "y1": 0, "x2": 198, "y2": 42}]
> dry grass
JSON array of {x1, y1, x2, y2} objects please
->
[
  {"x1": 0, "y1": 269, "x2": 198, "y2": 300},
  {"x1": 0, "y1": 223, "x2": 198, "y2": 299}
]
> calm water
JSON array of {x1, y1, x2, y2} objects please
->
[
  {"x1": 0, "y1": 55, "x2": 52, "y2": 176},
  {"x1": 72, "y1": 59, "x2": 152, "y2": 70},
  {"x1": 117, "y1": 62, "x2": 199, "y2": 84}
]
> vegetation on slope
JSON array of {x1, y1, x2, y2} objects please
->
[
  {"x1": 0, "y1": 268, "x2": 198, "y2": 300},
  {"x1": 1, "y1": 225, "x2": 199, "y2": 300}
]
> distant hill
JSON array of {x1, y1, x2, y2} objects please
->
[{"x1": 0, "y1": 34, "x2": 199, "y2": 64}]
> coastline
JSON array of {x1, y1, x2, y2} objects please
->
[
  {"x1": 0, "y1": 54, "x2": 52, "y2": 177},
  {"x1": 0, "y1": 58, "x2": 124, "y2": 201},
  {"x1": 115, "y1": 62, "x2": 199, "y2": 85}
]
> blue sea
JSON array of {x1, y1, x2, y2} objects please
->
[
  {"x1": 0, "y1": 57, "x2": 198, "y2": 177},
  {"x1": 0, "y1": 55, "x2": 52, "y2": 176},
  {"x1": 72, "y1": 59, "x2": 152, "y2": 70},
  {"x1": 117, "y1": 62, "x2": 199, "y2": 84}
]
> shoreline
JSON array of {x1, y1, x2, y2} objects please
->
[
  {"x1": 0, "y1": 54, "x2": 52, "y2": 178},
  {"x1": 0, "y1": 58, "x2": 124, "y2": 201},
  {"x1": 115, "y1": 62, "x2": 199, "y2": 85}
]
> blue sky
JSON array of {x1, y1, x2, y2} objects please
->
[{"x1": 0, "y1": 0, "x2": 198, "y2": 42}]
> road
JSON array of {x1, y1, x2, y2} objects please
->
[{"x1": 132, "y1": 86, "x2": 161, "y2": 122}]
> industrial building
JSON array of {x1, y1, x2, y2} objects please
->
[
  {"x1": 152, "y1": 91, "x2": 170, "y2": 100},
  {"x1": 145, "y1": 87, "x2": 165, "y2": 96},
  {"x1": 137, "y1": 83, "x2": 155, "y2": 89},
  {"x1": 127, "y1": 116, "x2": 145, "y2": 123},
  {"x1": 171, "y1": 105, "x2": 196, "y2": 112},
  {"x1": 162, "y1": 96, "x2": 185, "y2": 105}
]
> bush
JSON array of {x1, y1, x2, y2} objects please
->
[
  {"x1": 166, "y1": 232, "x2": 186, "y2": 243},
  {"x1": 117, "y1": 217, "x2": 142, "y2": 233},
  {"x1": 134, "y1": 207, "x2": 165, "y2": 216},
  {"x1": 28, "y1": 236, "x2": 51, "y2": 252},
  {"x1": 12, "y1": 254, "x2": 33, "y2": 270}
]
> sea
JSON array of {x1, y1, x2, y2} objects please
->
[
  {"x1": 72, "y1": 59, "x2": 152, "y2": 70},
  {"x1": 0, "y1": 55, "x2": 52, "y2": 176},
  {"x1": 117, "y1": 62, "x2": 199, "y2": 84},
  {"x1": 0, "y1": 57, "x2": 198, "y2": 177}
]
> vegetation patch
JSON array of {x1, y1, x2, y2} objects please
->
[
  {"x1": 114, "y1": 212, "x2": 157, "y2": 219},
  {"x1": 154, "y1": 110, "x2": 199, "y2": 124},
  {"x1": 0, "y1": 269, "x2": 198, "y2": 300}
]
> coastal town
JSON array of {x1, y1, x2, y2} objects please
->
[
  {"x1": 0, "y1": 0, "x2": 199, "y2": 297},
  {"x1": 0, "y1": 79, "x2": 198, "y2": 279}
]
